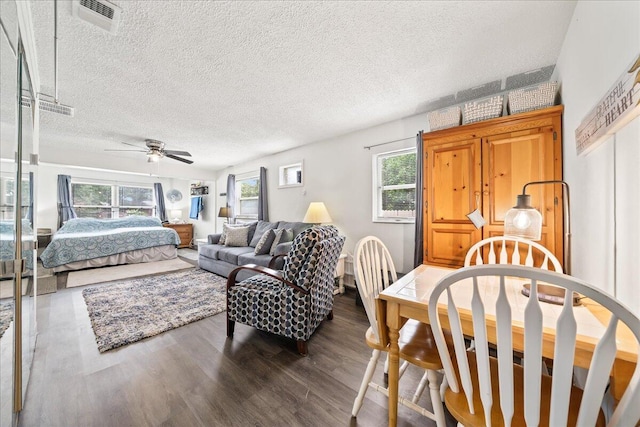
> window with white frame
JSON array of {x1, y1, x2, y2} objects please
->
[
  {"x1": 373, "y1": 148, "x2": 416, "y2": 223},
  {"x1": 0, "y1": 175, "x2": 30, "y2": 220},
  {"x1": 71, "y1": 181, "x2": 155, "y2": 219},
  {"x1": 235, "y1": 174, "x2": 260, "y2": 219}
]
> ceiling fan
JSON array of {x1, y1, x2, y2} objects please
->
[{"x1": 105, "y1": 139, "x2": 193, "y2": 164}]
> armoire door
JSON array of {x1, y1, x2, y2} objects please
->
[
  {"x1": 482, "y1": 125, "x2": 563, "y2": 265},
  {"x1": 424, "y1": 138, "x2": 482, "y2": 266}
]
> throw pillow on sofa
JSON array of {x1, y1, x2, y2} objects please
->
[
  {"x1": 254, "y1": 229, "x2": 276, "y2": 255},
  {"x1": 269, "y1": 228, "x2": 294, "y2": 255},
  {"x1": 225, "y1": 225, "x2": 251, "y2": 247},
  {"x1": 219, "y1": 223, "x2": 236, "y2": 245},
  {"x1": 219, "y1": 223, "x2": 251, "y2": 245},
  {"x1": 249, "y1": 221, "x2": 278, "y2": 247}
]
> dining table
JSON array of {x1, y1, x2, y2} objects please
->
[{"x1": 375, "y1": 264, "x2": 639, "y2": 427}]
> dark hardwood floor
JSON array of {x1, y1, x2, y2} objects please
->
[{"x1": 18, "y1": 272, "x2": 457, "y2": 427}]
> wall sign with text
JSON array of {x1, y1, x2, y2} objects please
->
[{"x1": 575, "y1": 53, "x2": 640, "y2": 156}]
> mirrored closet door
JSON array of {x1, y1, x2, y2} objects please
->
[{"x1": 1, "y1": 1, "x2": 39, "y2": 424}]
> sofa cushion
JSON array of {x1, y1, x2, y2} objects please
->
[
  {"x1": 238, "y1": 252, "x2": 275, "y2": 268},
  {"x1": 276, "y1": 221, "x2": 312, "y2": 237},
  {"x1": 255, "y1": 229, "x2": 276, "y2": 255},
  {"x1": 199, "y1": 243, "x2": 224, "y2": 260},
  {"x1": 217, "y1": 246, "x2": 254, "y2": 264},
  {"x1": 249, "y1": 220, "x2": 278, "y2": 247},
  {"x1": 207, "y1": 233, "x2": 221, "y2": 244},
  {"x1": 239, "y1": 221, "x2": 259, "y2": 243},
  {"x1": 225, "y1": 225, "x2": 251, "y2": 247}
]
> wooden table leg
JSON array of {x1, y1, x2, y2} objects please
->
[{"x1": 387, "y1": 302, "x2": 401, "y2": 427}]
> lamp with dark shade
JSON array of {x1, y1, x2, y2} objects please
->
[{"x1": 218, "y1": 206, "x2": 231, "y2": 223}]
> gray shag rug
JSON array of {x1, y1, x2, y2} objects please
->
[
  {"x1": 0, "y1": 299, "x2": 13, "y2": 340},
  {"x1": 82, "y1": 269, "x2": 227, "y2": 352}
]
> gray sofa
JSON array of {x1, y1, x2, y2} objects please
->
[{"x1": 198, "y1": 220, "x2": 313, "y2": 281}]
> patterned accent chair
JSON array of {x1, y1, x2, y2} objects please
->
[{"x1": 226, "y1": 225, "x2": 345, "y2": 355}]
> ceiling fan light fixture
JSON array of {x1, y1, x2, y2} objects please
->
[
  {"x1": 107, "y1": 139, "x2": 192, "y2": 164},
  {"x1": 147, "y1": 151, "x2": 162, "y2": 162}
]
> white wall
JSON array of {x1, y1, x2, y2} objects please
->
[
  {"x1": 36, "y1": 163, "x2": 217, "y2": 243},
  {"x1": 216, "y1": 113, "x2": 429, "y2": 273},
  {"x1": 554, "y1": 1, "x2": 640, "y2": 315}
]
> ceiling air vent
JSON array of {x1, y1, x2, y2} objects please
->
[
  {"x1": 72, "y1": 0, "x2": 122, "y2": 35},
  {"x1": 21, "y1": 97, "x2": 75, "y2": 117}
]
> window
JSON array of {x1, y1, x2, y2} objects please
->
[
  {"x1": 72, "y1": 181, "x2": 155, "y2": 219},
  {"x1": 0, "y1": 176, "x2": 30, "y2": 220},
  {"x1": 235, "y1": 175, "x2": 260, "y2": 219},
  {"x1": 278, "y1": 162, "x2": 303, "y2": 187},
  {"x1": 373, "y1": 148, "x2": 416, "y2": 223}
]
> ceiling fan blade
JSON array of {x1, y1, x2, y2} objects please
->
[
  {"x1": 165, "y1": 153, "x2": 194, "y2": 164},
  {"x1": 164, "y1": 150, "x2": 191, "y2": 157},
  {"x1": 104, "y1": 149, "x2": 147, "y2": 152},
  {"x1": 121, "y1": 141, "x2": 145, "y2": 148}
]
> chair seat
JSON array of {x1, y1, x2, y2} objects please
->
[
  {"x1": 365, "y1": 320, "x2": 444, "y2": 371},
  {"x1": 444, "y1": 351, "x2": 606, "y2": 427}
]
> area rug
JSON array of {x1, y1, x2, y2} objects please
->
[
  {"x1": 82, "y1": 269, "x2": 226, "y2": 352},
  {"x1": 67, "y1": 258, "x2": 194, "y2": 288},
  {"x1": 0, "y1": 300, "x2": 13, "y2": 340}
]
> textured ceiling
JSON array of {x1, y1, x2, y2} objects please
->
[{"x1": 18, "y1": 1, "x2": 577, "y2": 174}]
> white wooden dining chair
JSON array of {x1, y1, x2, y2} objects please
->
[
  {"x1": 428, "y1": 264, "x2": 640, "y2": 427},
  {"x1": 463, "y1": 236, "x2": 564, "y2": 355},
  {"x1": 351, "y1": 236, "x2": 446, "y2": 426},
  {"x1": 464, "y1": 236, "x2": 563, "y2": 272}
]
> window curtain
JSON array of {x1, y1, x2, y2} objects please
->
[
  {"x1": 258, "y1": 166, "x2": 269, "y2": 221},
  {"x1": 154, "y1": 183, "x2": 167, "y2": 223},
  {"x1": 226, "y1": 174, "x2": 236, "y2": 224},
  {"x1": 57, "y1": 174, "x2": 77, "y2": 228},
  {"x1": 413, "y1": 131, "x2": 424, "y2": 268}
]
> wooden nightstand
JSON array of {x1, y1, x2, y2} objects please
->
[{"x1": 163, "y1": 223, "x2": 193, "y2": 248}]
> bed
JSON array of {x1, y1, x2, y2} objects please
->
[
  {"x1": 40, "y1": 216, "x2": 181, "y2": 273},
  {"x1": 0, "y1": 220, "x2": 35, "y2": 276}
]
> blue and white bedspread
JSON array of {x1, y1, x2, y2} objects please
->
[
  {"x1": 40, "y1": 216, "x2": 180, "y2": 269},
  {"x1": 0, "y1": 219, "x2": 35, "y2": 273}
]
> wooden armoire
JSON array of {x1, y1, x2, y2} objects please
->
[{"x1": 421, "y1": 105, "x2": 564, "y2": 268}]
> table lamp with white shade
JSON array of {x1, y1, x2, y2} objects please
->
[
  {"x1": 303, "y1": 202, "x2": 332, "y2": 224},
  {"x1": 170, "y1": 209, "x2": 183, "y2": 223}
]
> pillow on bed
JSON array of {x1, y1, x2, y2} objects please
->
[{"x1": 224, "y1": 225, "x2": 250, "y2": 247}]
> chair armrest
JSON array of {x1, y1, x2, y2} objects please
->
[
  {"x1": 208, "y1": 233, "x2": 221, "y2": 244},
  {"x1": 226, "y1": 264, "x2": 309, "y2": 295}
]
